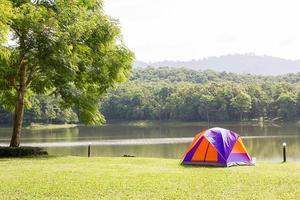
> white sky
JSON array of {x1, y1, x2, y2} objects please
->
[{"x1": 104, "y1": 0, "x2": 300, "y2": 62}]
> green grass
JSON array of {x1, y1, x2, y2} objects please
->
[
  {"x1": 25, "y1": 123, "x2": 77, "y2": 130},
  {"x1": 0, "y1": 157, "x2": 299, "y2": 200}
]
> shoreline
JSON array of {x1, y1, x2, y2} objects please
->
[{"x1": 25, "y1": 123, "x2": 78, "y2": 130}]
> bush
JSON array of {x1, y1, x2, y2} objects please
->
[{"x1": 0, "y1": 147, "x2": 48, "y2": 158}]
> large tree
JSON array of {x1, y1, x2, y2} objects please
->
[{"x1": 0, "y1": 0, "x2": 134, "y2": 147}]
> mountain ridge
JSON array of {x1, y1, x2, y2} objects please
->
[{"x1": 134, "y1": 54, "x2": 300, "y2": 75}]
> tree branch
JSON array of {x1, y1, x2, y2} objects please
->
[
  {"x1": 11, "y1": 51, "x2": 27, "y2": 89},
  {"x1": 25, "y1": 67, "x2": 37, "y2": 87}
]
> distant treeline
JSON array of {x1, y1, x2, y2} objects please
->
[
  {"x1": 2, "y1": 67, "x2": 300, "y2": 124},
  {"x1": 130, "y1": 67, "x2": 300, "y2": 84},
  {"x1": 0, "y1": 95, "x2": 78, "y2": 124}
]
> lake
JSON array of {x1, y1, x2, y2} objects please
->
[{"x1": 0, "y1": 121, "x2": 299, "y2": 161}]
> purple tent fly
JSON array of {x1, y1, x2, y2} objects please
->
[{"x1": 182, "y1": 127, "x2": 255, "y2": 167}]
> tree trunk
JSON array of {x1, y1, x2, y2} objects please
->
[
  {"x1": 206, "y1": 109, "x2": 210, "y2": 128},
  {"x1": 10, "y1": 64, "x2": 27, "y2": 147}
]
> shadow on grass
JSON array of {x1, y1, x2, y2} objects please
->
[
  {"x1": 180, "y1": 164, "x2": 226, "y2": 169},
  {"x1": 179, "y1": 162, "x2": 257, "y2": 168}
]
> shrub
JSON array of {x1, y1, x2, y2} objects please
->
[{"x1": 0, "y1": 147, "x2": 48, "y2": 158}]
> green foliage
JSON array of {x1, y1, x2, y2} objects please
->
[
  {"x1": 3, "y1": 68, "x2": 300, "y2": 123},
  {"x1": 130, "y1": 67, "x2": 300, "y2": 84},
  {"x1": 0, "y1": 0, "x2": 134, "y2": 125},
  {"x1": 24, "y1": 95, "x2": 78, "y2": 124},
  {"x1": 0, "y1": 0, "x2": 13, "y2": 44},
  {"x1": 231, "y1": 90, "x2": 252, "y2": 120},
  {"x1": 276, "y1": 93, "x2": 297, "y2": 120},
  {"x1": 100, "y1": 68, "x2": 300, "y2": 122}
]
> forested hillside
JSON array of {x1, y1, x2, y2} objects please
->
[{"x1": 2, "y1": 67, "x2": 300, "y2": 124}]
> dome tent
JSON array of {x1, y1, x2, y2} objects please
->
[{"x1": 182, "y1": 127, "x2": 255, "y2": 167}]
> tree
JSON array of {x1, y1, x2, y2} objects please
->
[
  {"x1": 198, "y1": 94, "x2": 215, "y2": 125},
  {"x1": 246, "y1": 84, "x2": 270, "y2": 120},
  {"x1": 0, "y1": 0, "x2": 134, "y2": 147},
  {"x1": 230, "y1": 90, "x2": 252, "y2": 121},
  {"x1": 276, "y1": 93, "x2": 297, "y2": 120}
]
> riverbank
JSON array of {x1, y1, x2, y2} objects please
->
[
  {"x1": 0, "y1": 157, "x2": 299, "y2": 199},
  {"x1": 25, "y1": 123, "x2": 78, "y2": 130},
  {"x1": 106, "y1": 120, "x2": 284, "y2": 128}
]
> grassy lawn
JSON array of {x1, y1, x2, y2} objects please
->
[{"x1": 0, "y1": 157, "x2": 299, "y2": 200}]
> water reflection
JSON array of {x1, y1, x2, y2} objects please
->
[{"x1": 0, "y1": 121, "x2": 299, "y2": 161}]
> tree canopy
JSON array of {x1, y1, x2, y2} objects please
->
[
  {"x1": 100, "y1": 67, "x2": 300, "y2": 122},
  {"x1": 0, "y1": 0, "x2": 134, "y2": 146},
  {"x1": 2, "y1": 67, "x2": 300, "y2": 124}
]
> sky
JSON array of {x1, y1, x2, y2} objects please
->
[{"x1": 104, "y1": 0, "x2": 300, "y2": 62}]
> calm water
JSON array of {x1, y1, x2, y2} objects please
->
[{"x1": 0, "y1": 121, "x2": 299, "y2": 161}]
